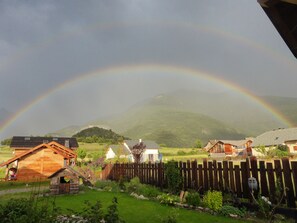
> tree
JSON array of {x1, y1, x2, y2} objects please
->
[
  {"x1": 194, "y1": 139, "x2": 202, "y2": 148},
  {"x1": 131, "y1": 142, "x2": 146, "y2": 163},
  {"x1": 1, "y1": 138, "x2": 12, "y2": 146},
  {"x1": 77, "y1": 148, "x2": 87, "y2": 161}
]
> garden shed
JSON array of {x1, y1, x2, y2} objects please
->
[{"x1": 48, "y1": 167, "x2": 86, "y2": 195}]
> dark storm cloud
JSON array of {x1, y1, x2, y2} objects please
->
[{"x1": 0, "y1": 0, "x2": 296, "y2": 138}]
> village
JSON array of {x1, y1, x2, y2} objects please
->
[{"x1": 0, "y1": 126, "x2": 297, "y2": 222}]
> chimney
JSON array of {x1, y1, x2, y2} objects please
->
[{"x1": 65, "y1": 139, "x2": 69, "y2": 148}]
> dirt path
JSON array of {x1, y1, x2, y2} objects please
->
[{"x1": 0, "y1": 186, "x2": 48, "y2": 196}]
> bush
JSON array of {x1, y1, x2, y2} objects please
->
[
  {"x1": 105, "y1": 197, "x2": 125, "y2": 223},
  {"x1": 220, "y1": 205, "x2": 244, "y2": 217},
  {"x1": 124, "y1": 177, "x2": 142, "y2": 194},
  {"x1": 94, "y1": 180, "x2": 121, "y2": 192},
  {"x1": 165, "y1": 161, "x2": 183, "y2": 194},
  {"x1": 157, "y1": 194, "x2": 179, "y2": 206},
  {"x1": 203, "y1": 190, "x2": 223, "y2": 212},
  {"x1": 185, "y1": 192, "x2": 201, "y2": 207},
  {"x1": 177, "y1": 151, "x2": 186, "y2": 156},
  {"x1": 138, "y1": 184, "x2": 161, "y2": 198},
  {"x1": 0, "y1": 196, "x2": 59, "y2": 223}
]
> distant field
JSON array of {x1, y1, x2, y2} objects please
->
[
  {"x1": 0, "y1": 146, "x2": 13, "y2": 178},
  {"x1": 0, "y1": 146, "x2": 12, "y2": 163},
  {"x1": 78, "y1": 142, "x2": 108, "y2": 160},
  {"x1": 160, "y1": 147, "x2": 208, "y2": 162}
]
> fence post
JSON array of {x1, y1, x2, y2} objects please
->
[
  {"x1": 266, "y1": 162, "x2": 276, "y2": 203},
  {"x1": 282, "y1": 158, "x2": 296, "y2": 208},
  {"x1": 259, "y1": 161, "x2": 269, "y2": 197},
  {"x1": 229, "y1": 161, "x2": 235, "y2": 193},
  {"x1": 223, "y1": 161, "x2": 229, "y2": 191},
  {"x1": 291, "y1": 161, "x2": 297, "y2": 202},
  {"x1": 208, "y1": 161, "x2": 214, "y2": 190},
  {"x1": 250, "y1": 157, "x2": 259, "y2": 198},
  {"x1": 203, "y1": 159, "x2": 208, "y2": 191},
  {"x1": 213, "y1": 160, "x2": 219, "y2": 191},
  {"x1": 191, "y1": 160, "x2": 198, "y2": 190},
  {"x1": 240, "y1": 161, "x2": 249, "y2": 199},
  {"x1": 234, "y1": 165, "x2": 242, "y2": 197}
]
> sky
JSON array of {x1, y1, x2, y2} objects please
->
[{"x1": 0, "y1": 0, "x2": 296, "y2": 139}]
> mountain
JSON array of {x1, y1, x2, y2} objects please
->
[
  {"x1": 260, "y1": 96, "x2": 297, "y2": 126},
  {"x1": 72, "y1": 127, "x2": 128, "y2": 144},
  {"x1": 50, "y1": 90, "x2": 297, "y2": 147}
]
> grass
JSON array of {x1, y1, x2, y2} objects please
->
[
  {"x1": 0, "y1": 189, "x2": 246, "y2": 223},
  {"x1": 160, "y1": 147, "x2": 208, "y2": 162},
  {"x1": 0, "y1": 181, "x2": 49, "y2": 191},
  {"x1": 0, "y1": 145, "x2": 13, "y2": 162}
]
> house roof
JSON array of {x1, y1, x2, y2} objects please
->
[
  {"x1": 258, "y1": 0, "x2": 297, "y2": 58},
  {"x1": 124, "y1": 140, "x2": 160, "y2": 150},
  {"x1": 48, "y1": 166, "x2": 85, "y2": 179},
  {"x1": 0, "y1": 141, "x2": 76, "y2": 167},
  {"x1": 252, "y1": 127, "x2": 297, "y2": 147},
  {"x1": 10, "y1": 136, "x2": 78, "y2": 149},
  {"x1": 109, "y1": 145, "x2": 130, "y2": 155}
]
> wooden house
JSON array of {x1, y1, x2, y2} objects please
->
[
  {"x1": 10, "y1": 136, "x2": 78, "y2": 156},
  {"x1": 48, "y1": 167, "x2": 85, "y2": 195},
  {"x1": 0, "y1": 141, "x2": 76, "y2": 181},
  {"x1": 205, "y1": 139, "x2": 253, "y2": 158}
]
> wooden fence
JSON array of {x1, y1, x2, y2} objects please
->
[{"x1": 102, "y1": 157, "x2": 297, "y2": 208}]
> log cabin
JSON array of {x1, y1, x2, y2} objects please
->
[
  {"x1": 10, "y1": 136, "x2": 78, "y2": 156},
  {"x1": 48, "y1": 166, "x2": 86, "y2": 195},
  {"x1": 0, "y1": 141, "x2": 77, "y2": 181}
]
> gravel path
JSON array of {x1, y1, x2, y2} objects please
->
[{"x1": 0, "y1": 186, "x2": 48, "y2": 196}]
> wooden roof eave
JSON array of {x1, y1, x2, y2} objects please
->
[{"x1": 0, "y1": 143, "x2": 49, "y2": 167}]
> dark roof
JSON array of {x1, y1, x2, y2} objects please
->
[
  {"x1": 258, "y1": 0, "x2": 297, "y2": 58},
  {"x1": 124, "y1": 140, "x2": 160, "y2": 150},
  {"x1": 10, "y1": 136, "x2": 78, "y2": 149},
  {"x1": 252, "y1": 127, "x2": 297, "y2": 147}
]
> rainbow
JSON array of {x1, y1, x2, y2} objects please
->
[{"x1": 0, "y1": 63, "x2": 293, "y2": 136}]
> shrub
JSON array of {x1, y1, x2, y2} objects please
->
[
  {"x1": 94, "y1": 180, "x2": 121, "y2": 192},
  {"x1": 138, "y1": 184, "x2": 161, "y2": 198},
  {"x1": 220, "y1": 205, "x2": 244, "y2": 217},
  {"x1": 185, "y1": 192, "x2": 201, "y2": 207},
  {"x1": 124, "y1": 177, "x2": 142, "y2": 194},
  {"x1": 105, "y1": 197, "x2": 125, "y2": 223},
  {"x1": 177, "y1": 151, "x2": 186, "y2": 156},
  {"x1": 203, "y1": 190, "x2": 223, "y2": 212},
  {"x1": 165, "y1": 161, "x2": 183, "y2": 194},
  {"x1": 157, "y1": 194, "x2": 179, "y2": 206},
  {"x1": 0, "y1": 196, "x2": 59, "y2": 223}
]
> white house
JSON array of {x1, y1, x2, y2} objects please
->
[
  {"x1": 252, "y1": 128, "x2": 297, "y2": 156},
  {"x1": 123, "y1": 139, "x2": 160, "y2": 163},
  {"x1": 105, "y1": 145, "x2": 131, "y2": 160}
]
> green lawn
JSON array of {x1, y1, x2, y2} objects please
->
[{"x1": 53, "y1": 190, "x2": 247, "y2": 223}]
